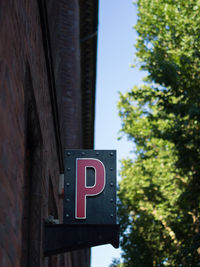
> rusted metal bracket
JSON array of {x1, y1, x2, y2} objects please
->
[{"x1": 44, "y1": 224, "x2": 120, "y2": 256}]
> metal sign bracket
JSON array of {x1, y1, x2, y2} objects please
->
[{"x1": 44, "y1": 223, "x2": 120, "y2": 256}]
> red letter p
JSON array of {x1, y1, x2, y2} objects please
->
[{"x1": 76, "y1": 158, "x2": 106, "y2": 219}]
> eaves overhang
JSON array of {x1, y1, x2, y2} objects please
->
[{"x1": 79, "y1": 0, "x2": 99, "y2": 149}]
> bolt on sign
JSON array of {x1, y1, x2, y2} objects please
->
[{"x1": 64, "y1": 150, "x2": 117, "y2": 224}]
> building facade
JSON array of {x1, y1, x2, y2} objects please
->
[{"x1": 0, "y1": 0, "x2": 98, "y2": 266}]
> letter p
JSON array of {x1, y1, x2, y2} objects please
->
[{"x1": 76, "y1": 158, "x2": 106, "y2": 219}]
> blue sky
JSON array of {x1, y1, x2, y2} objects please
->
[{"x1": 91, "y1": 0, "x2": 145, "y2": 266}]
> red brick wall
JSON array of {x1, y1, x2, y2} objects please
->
[
  {"x1": 46, "y1": 0, "x2": 83, "y2": 150},
  {"x1": 0, "y1": 1, "x2": 89, "y2": 266}
]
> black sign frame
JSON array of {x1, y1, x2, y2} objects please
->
[{"x1": 63, "y1": 150, "x2": 117, "y2": 225}]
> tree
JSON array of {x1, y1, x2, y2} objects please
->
[
  {"x1": 118, "y1": 0, "x2": 200, "y2": 266},
  {"x1": 109, "y1": 258, "x2": 124, "y2": 267}
]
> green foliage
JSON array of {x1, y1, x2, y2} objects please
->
[
  {"x1": 118, "y1": 0, "x2": 200, "y2": 266},
  {"x1": 109, "y1": 258, "x2": 124, "y2": 267}
]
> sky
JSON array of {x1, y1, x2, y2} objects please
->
[{"x1": 91, "y1": 0, "x2": 145, "y2": 266}]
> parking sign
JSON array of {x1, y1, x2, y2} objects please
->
[{"x1": 63, "y1": 150, "x2": 117, "y2": 224}]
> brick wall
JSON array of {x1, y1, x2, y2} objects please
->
[{"x1": 0, "y1": 1, "x2": 90, "y2": 266}]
